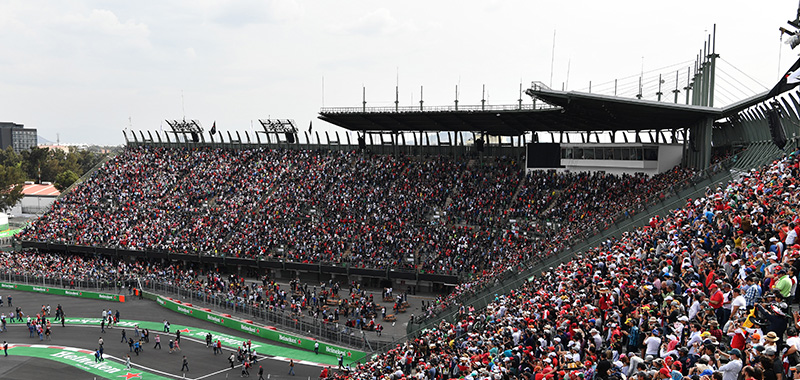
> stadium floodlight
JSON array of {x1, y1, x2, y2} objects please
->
[
  {"x1": 788, "y1": 34, "x2": 800, "y2": 49},
  {"x1": 165, "y1": 119, "x2": 203, "y2": 133},
  {"x1": 258, "y1": 119, "x2": 297, "y2": 133},
  {"x1": 782, "y1": 1, "x2": 800, "y2": 49}
]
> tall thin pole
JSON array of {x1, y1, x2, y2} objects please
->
[
  {"x1": 708, "y1": 25, "x2": 718, "y2": 107},
  {"x1": 636, "y1": 77, "x2": 642, "y2": 99},
  {"x1": 549, "y1": 30, "x2": 556, "y2": 88},
  {"x1": 684, "y1": 67, "x2": 691, "y2": 105},
  {"x1": 481, "y1": 84, "x2": 486, "y2": 110},
  {"x1": 656, "y1": 74, "x2": 663, "y2": 101},
  {"x1": 362, "y1": 86, "x2": 366, "y2": 112},
  {"x1": 419, "y1": 86, "x2": 424, "y2": 111},
  {"x1": 673, "y1": 70, "x2": 680, "y2": 103}
]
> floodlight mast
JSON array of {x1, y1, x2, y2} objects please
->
[
  {"x1": 782, "y1": 2, "x2": 800, "y2": 48},
  {"x1": 258, "y1": 119, "x2": 298, "y2": 133},
  {"x1": 790, "y1": 0, "x2": 800, "y2": 29},
  {"x1": 165, "y1": 119, "x2": 203, "y2": 143},
  {"x1": 165, "y1": 119, "x2": 203, "y2": 133}
]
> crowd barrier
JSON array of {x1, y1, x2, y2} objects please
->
[
  {"x1": 153, "y1": 294, "x2": 369, "y2": 362},
  {"x1": 0, "y1": 282, "x2": 125, "y2": 302}
]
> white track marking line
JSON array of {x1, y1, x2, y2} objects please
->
[
  {"x1": 104, "y1": 354, "x2": 190, "y2": 380},
  {"x1": 6, "y1": 323, "x2": 335, "y2": 370}
]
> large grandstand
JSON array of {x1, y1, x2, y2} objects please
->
[{"x1": 13, "y1": 7, "x2": 800, "y2": 380}]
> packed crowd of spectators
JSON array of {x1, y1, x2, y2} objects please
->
[
  {"x1": 19, "y1": 146, "x2": 698, "y2": 277},
  {"x1": 14, "y1": 141, "x2": 800, "y2": 380},
  {"x1": 508, "y1": 167, "x2": 697, "y2": 238},
  {"x1": 334, "y1": 149, "x2": 800, "y2": 380},
  {"x1": 0, "y1": 249, "x2": 396, "y2": 336}
]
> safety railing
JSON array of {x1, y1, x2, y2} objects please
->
[
  {"x1": 138, "y1": 279, "x2": 404, "y2": 353},
  {"x1": 0, "y1": 270, "x2": 398, "y2": 354},
  {"x1": 320, "y1": 103, "x2": 557, "y2": 114}
]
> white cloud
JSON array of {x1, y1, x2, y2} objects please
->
[
  {"x1": 210, "y1": 0, "x2": 301, "y2": 27},
  {"x1": 59, "y1": 9, "x2": 151, "y2": 50},
  {"x1": 330, "y1": 8, "x2": 419, "y2": 36},
  {"x1": 0, "y1": 0, "x2": 798, "y2": 145},
  {"x1": 184, "y1": 47, "x2": 197, "y2": 59}
]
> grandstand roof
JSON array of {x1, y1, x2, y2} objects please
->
[
  {"x1": 319, "y1": 88, "x2": 724, "y2": 136},
  {"x1": 318, "y1": 106, "x2": 555, "y2": 136},
  {"x1": 529, "y1": 87, "x2": 723, "y2": 131}
]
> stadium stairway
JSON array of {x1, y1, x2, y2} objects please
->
[
  {"x1": 731, "y1": 141, "x2": 790, "y2": 171},
  {"x1": 55, "y1": 152, "x2": 117, "y2": 201}
]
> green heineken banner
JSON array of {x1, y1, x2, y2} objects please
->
[
  {"x1": 8, "y1": 344, "x2": 171, "y2": 380},
  {"x1": 155, "y1": 296, "x2": 367, "y2": 361},
  {"x1": 0, "y1": 282, "x2": 125, "y2": 302}
]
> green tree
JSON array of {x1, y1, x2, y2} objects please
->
[
  {"x1": 20, "y1": 147, "x2": 49, "y2": 182},
  {"x1": 0, "y1": 165, "x2": 26, "y2": 212},
  {"x1": 54, "y1": 170, "x2": 79, "y2": 191},
  {"x1": 0, "y1": 147, "x2": 21, "y2": 168}
]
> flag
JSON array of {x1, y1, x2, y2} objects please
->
[
  {"x1": 210, "y1": 121, "x2": 216, "y2": 135},
  {"x1": 767, "y1": 56, "x2": 800, "y2": 98},
  {"x1": 308, "y1": 120, "x2": 313, "y2": 133}
]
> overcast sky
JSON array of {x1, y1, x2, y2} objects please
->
[{"x1": 1, "y1": 1, "x2": 798, "y2": 145}]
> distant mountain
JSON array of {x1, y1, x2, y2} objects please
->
[{"x1": 38, "y1": 135, "x2": 53, "y2": 145}]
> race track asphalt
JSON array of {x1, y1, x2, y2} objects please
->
[{"x1": 0, "y1": 288, "x2": 357, "y2": 380}]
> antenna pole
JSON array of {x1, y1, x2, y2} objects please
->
[
  {"x1": 657, "y1": 74, "x2": 663, "y2": 101},
  {"x1": 672, "y1": 70, "x2": 680, "y2": 103},
  {"x1": 707, "y1": 25, "x2": 719, "y2": 107},
  {"x1": 549, "y1": 30, "x2": 556, "y2": 88},
  {"x1": 454, "y1": 85, "x2": 459, "y2": 111},
  {"x1": 481, "y1": 84, "x2": 486, "y2": 110}
]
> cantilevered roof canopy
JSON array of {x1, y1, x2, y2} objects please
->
[
  {"x1": 319, "y1": 88, "x2": 725, "y2": 136},
  {"x1": 319, "y1": 106, "x2": 565, "y2": 136}
]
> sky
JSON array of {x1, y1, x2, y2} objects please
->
[{"x1": 1, "y1": 0, "x2": 799, "y2": 145}]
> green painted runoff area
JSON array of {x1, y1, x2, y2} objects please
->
[
  {"x1": 5, "y1": 317, "x2": 355, "y2": 367},
  {"x1": 7, "y1": 345, "x2": 172, "y2": 380}
]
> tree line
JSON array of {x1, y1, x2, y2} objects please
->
[{"x1": 0, "y1": 146, "x2": 111, "y2": 211}]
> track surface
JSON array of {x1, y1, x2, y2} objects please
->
[{"x1": 0, "y1": 289, "x2": 355, "y2": 380}]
